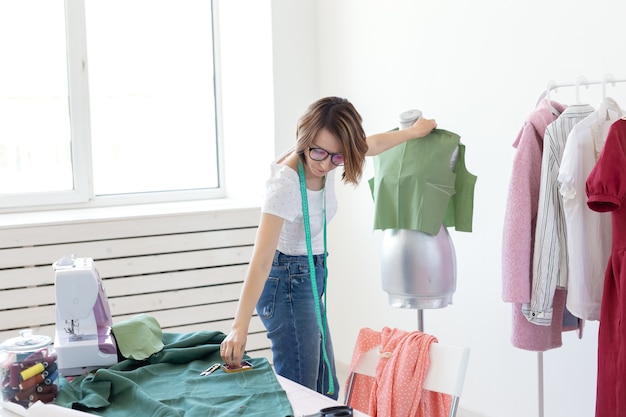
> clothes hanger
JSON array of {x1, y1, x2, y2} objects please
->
[
  {"x1": 601, "y1": 73, "x2": 617, "y2": 120},
  {"x1": 575, "y1": 75, "x2": 589, "y2": 105},
  {"x1": 542, "y1": 75, "x2": 626, "y2": 117},
  {"x1": 544, "y1": 80, "x2": 560, "y2": 116},
  {"x1": 602, "y1": 73, "x2": 615, "y2": 101},
  {"x1": 599, "y1": 73, "x2": 626, "y2": 121}
]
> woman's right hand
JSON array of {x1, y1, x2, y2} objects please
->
[
  {"x1": 220, "y1": 213, "x2": 283, "y2": 368},
  {"x1": 409, "y1": 116, "x2": 437, "y2": 138},
  {"x1": 220, "y1": 327, "x2": 248, "y2": 368}
]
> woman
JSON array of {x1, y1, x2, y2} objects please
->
[{"x1": 220, "y1": 96, "x2": 436, "y2": 399}]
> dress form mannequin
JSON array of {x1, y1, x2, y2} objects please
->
[{"x1": 380, "y1": 110, "x2": 458, "y2": 324}]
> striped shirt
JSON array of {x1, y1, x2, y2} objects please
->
[{"x1": 522, "y1": 104, "x2": 594, "y2": 325}]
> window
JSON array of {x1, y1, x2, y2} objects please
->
[{"x1": 0, "y1": 0, "x2": 222, "y2": 211}]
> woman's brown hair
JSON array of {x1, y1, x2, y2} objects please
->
[{"x1": 295, "y1": 97, "x2": 368, "y2": 185}]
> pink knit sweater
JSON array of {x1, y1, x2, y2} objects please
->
[{"x1": 501, "y1": 98, "x2": 571, "y2": 351}]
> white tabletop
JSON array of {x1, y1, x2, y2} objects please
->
[
  {"x1": 1, "y1": 375, "x2": 369, "y2": 417},
  {"x1": 276, "y1": 375, "x2": 369, "y2": 416}
]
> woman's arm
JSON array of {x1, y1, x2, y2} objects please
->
[
  {"x1": 220, "y1": 212, "x2": 284, "y2": 367},
  {"x1": 365, "y1": 117, "x2": 437, "y2": 156}
]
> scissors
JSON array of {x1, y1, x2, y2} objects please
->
[{"x1": 301, "y1": 405, "x2": 353, "y2": 417}]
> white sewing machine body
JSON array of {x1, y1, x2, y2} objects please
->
[{"x1": 53, "y1": 256, "x2": 118, "y2": 376}]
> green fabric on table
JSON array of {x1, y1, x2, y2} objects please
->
[
  {"x1": 112, "y1": 313, "x2": 164, "y2": 360},
  {"x1": 56, "y1": 331, "x2": 294, "y2": 417}
]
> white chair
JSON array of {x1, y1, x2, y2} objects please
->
[{"x1": 344, "y1": 340, "x2": 470, "y2": 417}]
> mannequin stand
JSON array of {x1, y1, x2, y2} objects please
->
[{"x1": 417, "y1": 309, "x2": 424, "y2": 332}]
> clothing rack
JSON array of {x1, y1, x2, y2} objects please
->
[
  {"x1": 544, "y1": 74, "x2": 626, "y2": 106},
  {"x1": 535, "y1": 74, "x2": 625, "y2": 417}
]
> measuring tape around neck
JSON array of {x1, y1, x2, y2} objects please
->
[{"x1": 297, "y1": 159, "x2": 334, "y2": 396}]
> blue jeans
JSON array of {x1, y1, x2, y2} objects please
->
[{"x1": 256, "y1": 251, "x2": 339, "y2": 400}]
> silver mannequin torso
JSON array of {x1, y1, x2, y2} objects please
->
[
  {"x1": 381, "y1": 226, "x2": 456, "y2": 309},
  {"x1": 379, "y1": 110, "x2": 458, "y2": 309}
]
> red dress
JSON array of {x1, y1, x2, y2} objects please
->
[{"x1": 586, "y1": 118, "x2": 626, "y2": 417}]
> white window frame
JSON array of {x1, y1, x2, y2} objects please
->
[{"x1": 1, "y1": 0, "x2": 225, "y2": 213}]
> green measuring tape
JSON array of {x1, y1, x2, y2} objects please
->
[{"x1": 297, "y1": 159, "x2": 334, "y2": 396}]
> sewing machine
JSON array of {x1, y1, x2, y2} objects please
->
[{"x1": 53, "y1": 256, "x2": 118, "y2": 376}]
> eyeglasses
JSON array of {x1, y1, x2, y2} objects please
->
[{"x1": 308, "y1": 146, "x2": 344, "y2": 166}]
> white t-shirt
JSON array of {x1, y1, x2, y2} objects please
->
[{"x1": 261, "y1": 150, "x2": 338, "y2": 256}]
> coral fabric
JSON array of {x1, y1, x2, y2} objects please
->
[{"x1": 346, "y1": 327, "x2": 451, "y2": 417}]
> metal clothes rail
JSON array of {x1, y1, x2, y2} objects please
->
[{"x1": 536, "y1": 73, "x2": 625, "y2": 417}]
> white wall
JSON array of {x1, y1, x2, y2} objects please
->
[
  {"x1": 217, "y1": 0, "x2": 275, "y2": 202},
  {"x1": 270, "y1": 0, "x2": 319, "y2": 156},
  {"x1": 268, "y1": 1, "x2": 626, "y2": 417},
  {"x1": 218, "y1": 0, "x2": 319, "y2": 200}
]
